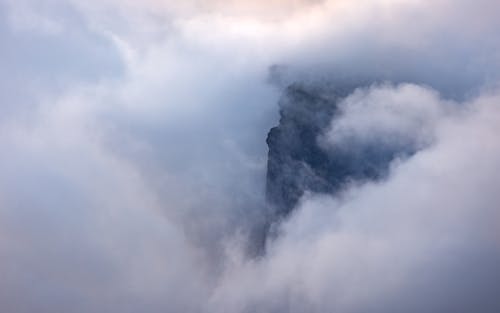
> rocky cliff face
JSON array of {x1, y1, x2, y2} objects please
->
[{"x1": 265, "y1": 82, "x2": 417, "y2": 226}]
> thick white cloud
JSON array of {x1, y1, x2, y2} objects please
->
[{"x1": 319, "y1": 83, "x2": 453, "y2": 153}]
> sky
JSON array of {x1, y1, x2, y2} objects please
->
[{"x1": 0, "y1": 1, "x2": 500, "y2": 312}]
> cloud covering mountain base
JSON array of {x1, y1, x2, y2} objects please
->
[{"x1": 0, "y1": 0, "x2": 499, "y2": 312}]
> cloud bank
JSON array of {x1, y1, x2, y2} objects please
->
[{"x1": 0, "y1": 0, "x2": 499, "y2": 312}]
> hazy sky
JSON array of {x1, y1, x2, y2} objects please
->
[{"x1": 0, "y1": 1, "x2": 499, "y2": 312}]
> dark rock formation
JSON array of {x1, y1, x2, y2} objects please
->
[{"x1": 265, "y1": 82, "x2": 417, "y2": 226}]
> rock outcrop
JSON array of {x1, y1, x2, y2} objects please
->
[{"x1": 265, "y1": 82, "x2": 416, "y2": 225}]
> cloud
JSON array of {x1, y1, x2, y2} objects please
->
[
  {"x1": 208, "y1": 84, "x2": 500, "y2": 313},
  {"x1": 0, "y1": 0, "x2": 499, "y2": 312},
  {"x1": 319, "y1": 83, "x2": 452, "y2": 154},
  {"x1": 0, "y1": 95, "x2": 208, "y2": 312}
]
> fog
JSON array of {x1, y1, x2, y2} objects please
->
[{"x1": 0, "y1": 1, "x2": 499, "y2": 312}]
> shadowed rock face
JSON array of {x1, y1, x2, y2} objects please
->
[
  {"x1": 265, "y1": 82, "x2": 417, "y2": 224},
  {"x1": 266, "y1": 83, "x2": 338, "y2": 219}
]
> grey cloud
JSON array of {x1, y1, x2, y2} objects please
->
[{"x1": 0, "y1": 0, "x2": 123, "y2": 122}]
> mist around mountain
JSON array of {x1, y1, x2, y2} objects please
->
[{"x1": 1, "y1": 1, "x2": 500, "y2": 312}]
